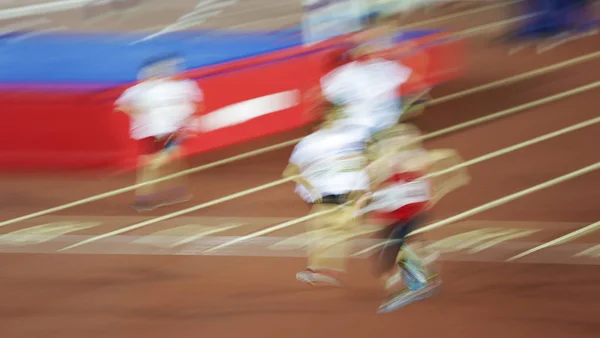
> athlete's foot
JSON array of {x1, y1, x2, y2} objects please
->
[
  {"x1": 296, "y1": 268, "x2": 342, "y2": 287},
  {"x1": 130, "y1": 199, "x2": 157, "y2": 212},
  {"x1": 157, "y1": 187, "x2": 193, "y2": 207},
  {"x1": 377, "y1": 277, "x2": 441, "y2": 313}
]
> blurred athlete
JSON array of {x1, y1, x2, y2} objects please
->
[
  {"x1": 115, "y1": 53, "x2": 204, "y2": 212},
  {"x1": 318, "y1": 38, "x2": 413, "y2": 136},
  {"x1": 354, "y1": 123, "x2": 469, "y2": 313},
  {"x1": 305, "y1": 27, "x2": 429, "y2": 138},
  {"x1": 283, "y1": 118, "x2": 371, "y2": 286}
]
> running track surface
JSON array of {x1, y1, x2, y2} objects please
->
[{"x1": 1, "y1": 4, "x2": 600, "y2": 338}]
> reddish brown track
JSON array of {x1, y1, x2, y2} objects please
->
[{"x1": 1, "y1": 5, "x2": 600, "y2": 338}]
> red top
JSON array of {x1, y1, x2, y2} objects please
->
[{"x1": 370, "y1": 170, "x2": 431, "y2": 221}]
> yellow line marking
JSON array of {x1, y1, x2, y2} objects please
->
[
  {"x1": 424, "y1": 81, "x2": 600, "y2": 139},
  {"x1": 202, "y1": 211, "x2": 345, "y2": 253},
  {"x1": 353, "y1": 162, "x2": 600, "y2": 257},
  {"x1": 168, "y1": 223, "x2": 243, "y2": 248},
  {"x1": 134, "y1": 1, "x2": 520, "y2": 33},
  {"x1": 267, "y1": 233, "x2": 310, "y2": 251},
  {"x1": 427, "y1": 228, "x2": 514, "y2": 253},
  {"x1": 428, "y1": 51, "x2": 600, "y2": 106},
  {"x1": 132, "y1": 223, "x2": 244, "y2": 248},
  {"x1": 398, "y1": 1, "x2": 522, "y2": 30},
  {"x1": 574, "y1": 244, "x2": 600, "y2": 258},
  {"x1": 57, "y1": 178, "x2": 292, "y2": 251},
  {"x1": 134, "y1": 1, "x2": 297, "y2": 33},
  {"x1": 0, "y1": 221, "x2": 100, "y2": 246},
  {"x1": 457, "y1": 13, "x2": 538, "y2": 37},
  {"x1": 58, "y1": 93, "x2": 600, "y2": 252},
  {"x1": 268, "y1": 225, "x2": 381, "y2": 250},
  {"x1": 412, "y1": 164, "x2": 600, "y2": 236},
  {"x1": 428, "y1": 116, "x2": 600, "y2": 178},
  {"x1": 506, "y1": 220, "x2": 600, "y2": 261},
  {"x1": 1, "y1": 55, "x2": 596, "y2": 229},
  {"x1": 468, "y1": 228, "x2": 540, "y2": 253},
  {"x1": 420, "y1": 228, "x2": 539, "y2": 254}
]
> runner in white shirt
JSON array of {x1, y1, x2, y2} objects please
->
[
  {"x1": 115, "y1": 54, "x2": 203, "y2": 212},
  {"x1": 282, "y1": 121, "x2": 371, "y2": 286},
  {"x1": 319, "y1": 39, "x2": 413, "y2": 136}
]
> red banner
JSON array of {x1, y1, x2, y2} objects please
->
[{"x1": 0, "y1": 32, "x2": 464, "y2": 171}]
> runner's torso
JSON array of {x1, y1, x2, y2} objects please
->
[
  {"x1": 369, "y1": 168, "x2": 431, "y2": 221},
  {"x1": 291, "y1": 127, "x2": 370, "y2": 202}
]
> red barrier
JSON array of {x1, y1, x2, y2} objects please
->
[
  {"x1": 0, "y1": 91, "x2": 131, "y2": 169},
  {"x1": 0, "y1": 32, "x2": 464, "y2": 171}
]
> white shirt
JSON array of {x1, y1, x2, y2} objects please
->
[
  {"x1": 289, "y1": 126, "x2": 371, "y2": 203},
  {"x1": 115, "y1": 78, "x2": 203, "y2": 140},
  {"x1": 320, "y1": 58, "x2": 412, "y2": 135}
]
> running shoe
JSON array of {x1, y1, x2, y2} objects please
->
[
  {"x1": 130, "y1": 196, "x2": 158, "y2": 212},
  {"x1": 296, "y1": 268, "x2": 342, "y2": 287},
  {"x1": 157, "y1": 187, "x2": 193, "y2": 207},
  {"x1": 377, "y1": 274, "x2": 441, "y2": 313}
]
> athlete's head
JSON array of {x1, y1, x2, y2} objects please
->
[
  {"x1": 346, "y1": 13, "x2": 395, "y2": 61},
  {"x1": 138, "y1": 52, "x2": 184, "y2": 81}
]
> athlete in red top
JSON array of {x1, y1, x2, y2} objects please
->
[
  {"x1": 354, "y1": 125, "x2": 441, "y2": 313},
  {"x1": 370, "y1": 170, "x2": 431, "y2": 222}
]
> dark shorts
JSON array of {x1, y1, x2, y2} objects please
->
[
  {"x1": 373, "y1": 214, "x2": 428, "y2": 276},
  {"x1": 314, "y1": 194, "x2": 351, "y2": 205}
]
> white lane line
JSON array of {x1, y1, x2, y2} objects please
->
[
  {"x1": 6, "y1": 25, "x2": 67, "y2": 42},
  {"x1": 134, "y1": 1, "x2": 301, "y2": 33},
  {"x1": 457, "y1": 12, "x2": 539, "y2": 37},
  {"x1": 506, "y1": 220, "x2": 600, "y2": 261},
  {"x1": 3, "y1": 235, "x2": 600, "y2": 267},
  {"x1": 56, "y1": 178, "x2": 294, "y2": 251},
  {"x1": 20, "y1": 44, "x2": 600, "y2": 200},
  {"x1": 0, "y1": 0, "x2": 88, "y2": 21},
  {"x1": 352, "y1": 162, "x2": 600, "y2": 257},
  {"x1": 131, "y1": 0, "x2": 238, "y2": 44},
  {"x1": 205, "y1": 125, "x2": 600, "y2": 255},
  {"x1": 427, "y1": 116, "x2": 600, "y2": 179},
  {"x1": 2, "y1": 74, "x2": 598, "y2": 230},
  {"x1": 0, "y1": 221, "x2": 101, "y2": 246},
  {"x1": 133, "y1": 0, "x2": 519, "y2": 33},
  {"x1": 0, "y1": 17, "x2": 50, "y2": 33},
  {"x1": 424, "y1": 81, "x2": 600, "y2": 139},
  {"x1": 51, "y1": 94, "x2": 600, "y2": 251},
  {"x1": 428, "y1": 51, "x2": 600, "y2": 106},
  {"x1": 398, "y1": 0, "x2": 522, "y2": 29},
  {"x1": 168, "y1": 223, "x2": 243, "y2": 248},
  {"x1": 574, "y1": 244, "x2": 600, "y2": 258}
]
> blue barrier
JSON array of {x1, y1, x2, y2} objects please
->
[
  {"x1": 0, "y1": 28, "x2": 441, "y2": 85},
  {"x1": 0, "y1": 30, "x2": 302, "y2": 84}
]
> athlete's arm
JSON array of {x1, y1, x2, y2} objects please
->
[
  {"x1": 187, "y1": 79, "x2": 205, "y2": 113},
  {"x1": 114, "y1": 86, "x2": 139, "y2": 118},
  {"x1": 282, "y1": 164, "x2": 316, "y2": 192},
  {"x1": 366, "y1": 153, "x2": 395, "y2": 190},
  {"x1": 304, "y1": 84, "x2": 336, "y2": 123},
  {"x1": 351, "y1": 191, "x2": 374, "y2": 217},
  {"x1": 115, "y1": 103, "x2": 140, "y2": 118},
  {"x1": 282, "y1": 163, "x2": 323, "y2": 202}
]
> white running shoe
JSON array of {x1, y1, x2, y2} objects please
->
[{"x1": 296, "y1": 269, "x2": 342, "y2": 287}]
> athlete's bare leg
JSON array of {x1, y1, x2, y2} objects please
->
[
  {"x1": 155, "y1": 148, "x2": 192, "y2": 206},
  {"x1": 297, "y1": 200, "x2": 360, "y2": 286},
  {"x1": 133, "y1": 154, "x2": 160, "y2": 211}
]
